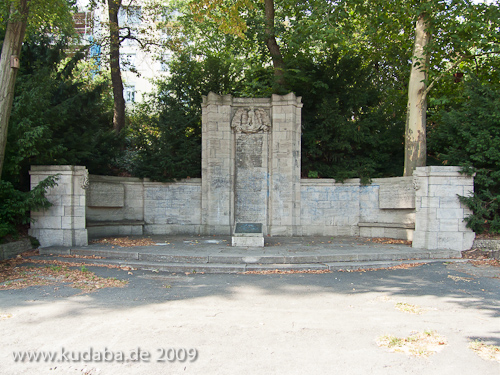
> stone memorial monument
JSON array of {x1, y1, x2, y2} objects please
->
[{"x1": 201, "y1": 92, "x2": 303, "y2": 245}]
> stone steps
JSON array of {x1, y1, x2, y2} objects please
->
[
  {"x1": 35, "y1": 245, "x2": 463, "y2": 274},
  {"x1": 29, "y1": 255, "x2": 465, "y2": 274}
]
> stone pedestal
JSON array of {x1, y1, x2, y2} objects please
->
[
  {"x1": 232, "y1": 223, "x2": 264, "y2": 247},
  {"x1": 412, "y1": 166, "x2": 475, "y2": 251},
  {"x1": 29, "y1": 165, "x2": 88, "y2": 247}
]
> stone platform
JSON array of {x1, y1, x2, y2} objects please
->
[{"x1": 34, "y1": 236, "x2": 464, "y2": 274}]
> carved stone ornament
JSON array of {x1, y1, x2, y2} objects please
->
[
  {"x1": 81, "y1": 170, "x2": 90, "y2": 190},
  {"x1": 412, "y1": 178, "x2": 420, "y2": 191},
  {"x1": 231, "y1": 107, "x2": 271, "y2": 133}
]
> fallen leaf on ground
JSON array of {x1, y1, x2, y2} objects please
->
[
  {"x1": 395, "y1": 302, "x2": 427, "y2": 315},
  {"x1": 368, "y1": 237, "x2": 412, "y2": 245},
  {"x1": 469, "y1": 259, "x2": 500, "y2": 268},
  {"x1": 243, "y1": 269, "x2": 331, "y2": 275},
  {"x1": 469, "y1": 340, "x2": 500, "y2": 362},
  {"x1": 90, "y1": 237, "x2": 157, "y2": 247},
  {"x1": 377, "y1": 330, "x2": 447, "y2": 357},
  {"x1": 462, "y1": 248, "x2": 491, "y2": 260},
  {"x1": 0, "y1": 251, "x2": 128, "y2": 293},
  {"x1": 338, "y1": 263, "x2": 425, "y2": 272}
]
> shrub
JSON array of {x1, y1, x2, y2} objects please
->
[{"x1": 0, "y1": 176, "x2": 58, "y2": 240}]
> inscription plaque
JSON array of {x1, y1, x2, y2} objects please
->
[
  {"x1": 235, "y1": 133, "x2": 267, "y2": 224},
  {"x1": 88, "y1": 182, "x2": 124, "y2": 207},
  {"x1": 235, "y1": 223, "x2": 263, "y2": 234},
  {"x1": 379, "y1": 181, "x2": 415, "y2": 209}
]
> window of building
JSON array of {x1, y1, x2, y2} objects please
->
[{"x1": 124, "y1": 85, "x2": 136, "y2": 103}]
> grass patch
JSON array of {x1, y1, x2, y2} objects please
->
[
  {"x1": 469, "y1": 340, "x2": 500, "y2": 362},
  {"x1": 377, "y1": 330, "x2": 447, "y2": 357}
]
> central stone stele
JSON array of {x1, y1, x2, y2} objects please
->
[{"x1": 201, "y1": 92, "x2": 302, "y2": 243}]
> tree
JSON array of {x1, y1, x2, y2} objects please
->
[
  {"x1": 334, "y1": 0, "x2": 500, "y2": 176},
  {"x1": 107, "y1": 0, "x2": 126, "y2": 133},
  {"x1": 402, "y1": 0, "x2": 500, "y2": 176},
  {"x1": 0, "y1": 0, "x2": 30, "y2": 179},
  {"x1": 263, "y1": 0, "x2": 285, "y2": 90},
  {"x1": 3, "y1": 34, "x2": 119, "y2": 186},
  {"x1": 404, "y1": 12, "x2": 430, "y2": 176},
  {"x1": 0, "y1": 0, "x2": 74, "y2": 178},
  {"x1": 89, "y1": 0, "x2": 168, "y2": 133},
  {"x1": 189, "y1": 0, "x2": 287, "y2": 92}
]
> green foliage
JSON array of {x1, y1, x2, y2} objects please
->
[
  {"x1": 128, "y1": 52, "x2": 245, "y2": 181},
  {"x1": 0, "y1": 0, "x2": 76, "y2": 36},
  {"x1": 128, "y1": 95, "x2": 202, "y2": 181},
  {"x1": 2, "y1": 34, "x2": 119, "y2": 187},
  {"x1": 291, "y1": 52, "x2": 405, "y2": 181},
  {"x1": 429, "y1": 77, "x2": 500, "y2": 233},
  {"x1": 0, "y1": 175, "x2": 58, "y2": 239}
]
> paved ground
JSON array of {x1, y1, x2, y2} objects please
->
[{"x1": 1, "y1": 254, "x2": 499, "y2": 374}]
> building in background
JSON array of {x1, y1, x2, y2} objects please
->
[{"x1": 75, "y1": 0, "x2": 169, "y2": 104}]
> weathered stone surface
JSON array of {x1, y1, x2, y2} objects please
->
[
  {"x1": 379, "y1": 180, "x2": 415, "y2": 209},
  {"x1": 413, "y1": 166, "x2": 475, "y2": 251},
  {"x1": 88, "y1": 182, "x2": 124, "y2": 207},
  {"x1": 231, "y1": 234, "x2": 264, "y2": 247},
  {"x1": 29, "y1": 166, "x2": 88, "y2": 247},
  {"x1": 235, "y1": 133, "x2": 267, "y2": 224}
]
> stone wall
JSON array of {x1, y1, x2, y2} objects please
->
[
  {"x1": 144, "y1": 180, "x2": 202, "y2": 235},
  {"x1": 300, "y1": 177, "x2": 415, "y2": 239},
  {"x1": 300, "y1": 179, "x2": 361, "y2": 236},
  {"x1": 0, "y1": 239, "x2": 33, "y2": 261},
  {"x1": 86, "y1": 175, "x2": 202, "y2": 238},
  {"x1": 29, "y1": 165, "x2": 475, "y2": 250},
  {"x1": 87, "y1": 175, "x2": 418, "y2": 240}
]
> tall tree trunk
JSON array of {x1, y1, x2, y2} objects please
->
[
  {"x1": 403, "y1": 13, "x2": 431, "y2": 176},
  {"x1": 108, "y1": 0, "x2": 126, "y2": 134},
  {"x1": 264, "y1": 0, "x2": 286, "y2": 91},
  {"x1": 0, "y1": 0, "x2": 30, "y2": 179}
]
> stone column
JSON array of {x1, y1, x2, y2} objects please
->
[
  {"x1": 412, "y1": 166, "x2": 475, "y2": 251},
  {"x1": 269, "y1": 93, "x2": 303, "y2": 236},
  {"x1": 201, "y1": 93, "x2": 233, "y2": 235},
  {"x1": 29, "y1": 165, "x2": 88, "y2": 247}
]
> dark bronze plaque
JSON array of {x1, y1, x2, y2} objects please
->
[{"x1": 235, "y1": 223, "x2": 263, "y2": 234}]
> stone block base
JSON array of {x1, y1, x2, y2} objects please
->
[{"x1": 232, "y1": 234, "x2": 265, "y2": 247}]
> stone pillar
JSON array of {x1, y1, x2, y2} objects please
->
[
  {"x1": 29, "y1": 165, "x2": 88, "y2": 247},
  {"x1": 412, "y1": 166, "x2": 475, "y2": 251},
  {"x1": 269, "y1": 93, "x2": 303, "y2": 236},
  {"x1": 201, "y1": 93, "x2": 233, "y2": 234}
]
